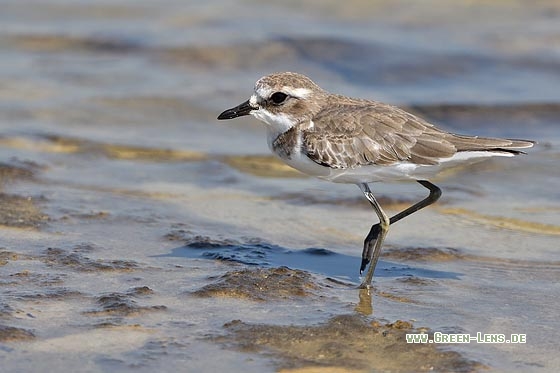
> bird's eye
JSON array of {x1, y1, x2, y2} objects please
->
[{"x1": 270, "y1": 92, "x2": 288, "y2": 105}]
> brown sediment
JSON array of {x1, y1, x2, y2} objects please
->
[
  {"x1": 439, "y1": 207, "x2": 560, "y2": 235},
  {"x1": 42, "y1": 247, "x2": 140, "y2": 272},
  {"x1": 0, "y1": 251, "x2": 82, "y2": 300},
  {"x1": 384, "y1": 244, "x2": 560, "y2": 263},
  {"x1": 0, "y1": 135, "x2": 207, "y2": 162},
  {"x1": 222, "y1": 155, "x2": 305, "y2": 178},
  {"x1": 83, "y1": 287, "x2": 166, "y2": 317},
  {"x1": 0, "y1": 162, "x2": 48, "y2": 228},
  {"x1": 183, "y1": 236, "x2": 237, "y2": 248},
  {"x1": 0, "y1": 246, "x2": 153, "y2": 314},
  {"x1": 8, "y1": 270, "x2": 65, "y2": 286},
  {"x1": 0, "y1": 250, "x2": 19, "y2": 266},
  {"x1": 0, "y1": 303, "x2": 14, "y2": 319},
  {"x1": 192, "y1": 267, "x2": 319, "y2": 302},
  {"x1": 0, "y1": 193, "x2": 49, "y2": 229},
  {"x1": 163, "y1": 227, "x2": 195, "y2": 242},
  {"x1": 376, "y1": 291, "x2": 416, "y2": 304},
  {"x1": 177, "y1": 234, "x2": 269, "y2": 249},
  {"x1": 0, "y1": 325, "x2": 35, "y2": 342},
  {"x1": 386, "y1": 319, "x2": 415, "y2": 329},
  {"x1": 61, "y1": 210, "x2": 110, "y2": 220},
  {"x1": 0, "y1": 136, "x2": 79, "y2": 154},
  {"x1": 128, "y1": 286, "x2": 154, "y2": 296},
  {"x1": 13, "y1": 288, "x2": 83, "y2": 301},
  {"x1": 0, "y1": 162, "x2": 36, "y2": 183},
  {"x1": 396, "y1": 276, "x2": 438, "y2": 286},
  {"x1": 3, "y1": 33, "x2": 144, "y2": 54},
  {"x1": 383, "y1": 247, "x2": 465, "y2": 262},
  {"x1": 215, "y1": 314, "x2": 483, "y2": 372},
  {"x1": 101, "y1": 143, "x2": 206, "y2": 162},
  {"x1": 383, "y1": 245, "x2": 560, "y2": 274}
]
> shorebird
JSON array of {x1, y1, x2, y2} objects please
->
[{"x1": 217, "y1": 72, "x2": 534, "y2": 288}]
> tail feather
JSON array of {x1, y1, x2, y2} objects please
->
[
  {"x1": 488, "y1": 147, "x2": 528, "y2": 155},
  {"x1": 449, "y1": 135, "x2": 535, "y2": 154},
  {"x1": 503, "y1": 139, "x2": 536, "y2": 149}
]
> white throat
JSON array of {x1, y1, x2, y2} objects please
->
[
  {"x1": 251, "y1": 108, "x2": 296, "y2": 130},
  {"x1": 250, "y1": 106, "x2": 298, "y2": 147}
]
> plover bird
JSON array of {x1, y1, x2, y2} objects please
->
[{"x1": 218, "y1": 72, "x2": 534, "y2": 288}]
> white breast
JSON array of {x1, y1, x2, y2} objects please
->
[{"x1": 267, "y1": 126, "x2": 331, "y2": 178}]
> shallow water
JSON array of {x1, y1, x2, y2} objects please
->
[{"x1": 1, "y1": 1, "x2": 559, "y2": 372}]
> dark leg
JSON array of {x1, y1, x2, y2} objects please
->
[
  {"x1": 359, "y1": 180, "x2": 442, "y2": 277},
  {"x1": 358, "y1": 183, "x2": 390, "y2": 288}
]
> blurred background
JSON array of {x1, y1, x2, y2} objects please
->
[{"x1": 1, "y1": 1, "x2": 559, "y2": 372}]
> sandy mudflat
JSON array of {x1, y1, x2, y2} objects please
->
[{"x1": 1, "y1": 0, "x2": 560, "y2": 372}]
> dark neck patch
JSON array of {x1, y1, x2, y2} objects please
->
[{"x1": 272, "y1": 127, "x2": 300, "y2": 160}]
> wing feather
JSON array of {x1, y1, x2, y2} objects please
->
[
  {"x1": 302, "y1": 100, "x2": 532, "y2": 169},
  {"x1": 304, "y1": 102, "x2": 453, "y2": 168}
]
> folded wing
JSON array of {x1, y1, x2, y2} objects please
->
[{"x1": 303, "y1": 102, "x2": 533, "y2": 169}]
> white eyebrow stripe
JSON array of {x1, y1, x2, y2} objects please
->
[{"x1": 283, "y1": 87, "x2": 312, "y2": 98}]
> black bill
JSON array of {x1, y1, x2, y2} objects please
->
[{"x1": 217, "y1": 99, "x2": 254, "y2": 120}]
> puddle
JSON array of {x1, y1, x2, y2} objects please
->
[{"x1": 163, "y1": 234, "x2": 462, "y2": 283}]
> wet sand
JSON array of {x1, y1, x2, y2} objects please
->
[{"x1": 1, "y1": 1, "x2": 560, "y2": 372}]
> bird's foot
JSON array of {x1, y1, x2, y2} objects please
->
[
  {"x1": 360, "y1": 223, "x2": 381, "y2": 274},
  {"x1": 357, "y1": 281, "x2": 372, "y2": 290}
]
